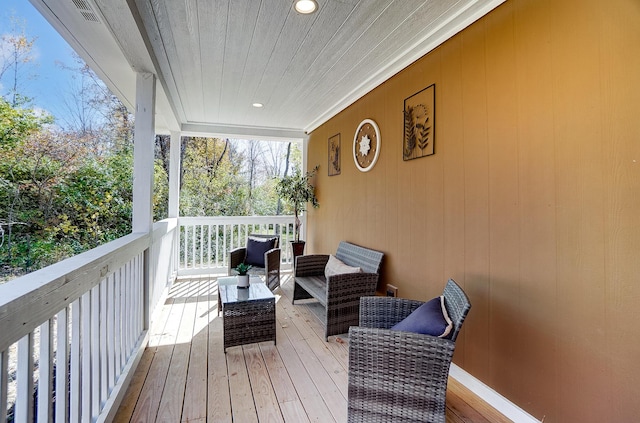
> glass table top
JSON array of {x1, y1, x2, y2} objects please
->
[{"x1": 219, "y1": 278, "x2": 274, "y2": 304}]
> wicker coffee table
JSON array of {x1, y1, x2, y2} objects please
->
[
  {"x1": 217, "y1": 275, "x2": 262, "y2": 314},
  {"x1": 219, "y1": 279, "x2": 276, "y2": 352}
]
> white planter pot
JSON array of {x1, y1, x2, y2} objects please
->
[{"x1": 237, "y1": 275, "x2": 250, "y2": 288}]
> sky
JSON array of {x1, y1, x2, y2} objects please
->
[{"x1": 1, "y1": 0, "x2": 77, "y2": 122}]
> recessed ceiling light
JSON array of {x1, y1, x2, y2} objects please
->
[
  {"x1": 294, "y1": 0, "x2": 318, "y2": 14},
  {"x1": 252, "y1": 103, "x2": 264, "y2": 108}
]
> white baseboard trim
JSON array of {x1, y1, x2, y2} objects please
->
[{"x1": 449, "y1": 364, "x2": 540, "y2": 423}]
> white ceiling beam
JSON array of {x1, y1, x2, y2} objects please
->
[{"x1": 181, "y1": 123, "x2": 306, "y2": 142}]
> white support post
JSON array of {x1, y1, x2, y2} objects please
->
[
  {"x1": 168, "y1": 131, "x2": 181, "y2": 219},
  {"x1": 301, "y1": 136, "x2": 309, "y2": 243},
  {"x1": 132, "y1": 72, "x2": 156, "y2": 234},
  {"x1": 133, "y1": 72, "x2": 155, "y2": 330}
]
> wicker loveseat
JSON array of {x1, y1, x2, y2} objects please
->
[
  {"x1": 347, "y1": 279, "x2": 471, "y2": 423},
  {"x1": 228, "y1": 234, "x2": 281, "y2": 291},
  {"x1": 293, "y1": 241, "x2": 384, "y2": 341}
]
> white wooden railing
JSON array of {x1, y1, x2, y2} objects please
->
[
  {"x1": 0, "y1": 218, "x2": 178, "y2": 423},
  {"x1": 178, "y1": 215, "x2": 297, "y2": 275},
  {"x1": 0, "y1": 215, "x2": 293, "y2": 421}
]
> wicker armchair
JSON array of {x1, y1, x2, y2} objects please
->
[
  {"x1": 347, "y1": 279, "x2": 471, "y2": 423},
  {"x1": 228, "y1": 234, "x2": 281, "y2": 291}
]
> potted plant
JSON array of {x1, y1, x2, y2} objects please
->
[
  {"x1": 234, "y1": 263, "x2": 252, "y2": 288},
  {"x1": 276, "y1": 165, "x2": 320, "y2": 262}
]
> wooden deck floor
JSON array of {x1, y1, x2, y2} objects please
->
[{"x1": 114, "y1": 273, "x2": 512, "y2": 423}]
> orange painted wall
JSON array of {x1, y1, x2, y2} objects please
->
[{"x1": 304, "y1": 0, "x2": 640, "y2": 421}]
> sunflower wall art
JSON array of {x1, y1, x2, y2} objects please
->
[{"x1": 403, "y1": 84, "x2": 435, "y2": 160}]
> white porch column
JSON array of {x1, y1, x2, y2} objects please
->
[
  {"x1": 301, "y1": 135, "x2": 309, "y2": 243},
  {"x1": 133, "y1": 72, "x2": 155, "y2": 331},
  {"x1": 133, "y1": 72, "x2": 156, "y2": 233},
  {"x1": 168, "y1": 131, "x2": 181, "y2": 218}
]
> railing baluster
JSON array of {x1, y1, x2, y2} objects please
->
[
  {"x1": 123, "y1": 262, "x2": 129, "y2": 359},
  {"x1": 191, "y1": 225, "x2": 196, "y2": 269},
  {"x1": 0, "y1": 349, "x2": 7, "y2": 422},
  {"x1": 207, "y1": 224, "x2": 212, "y2": 268},
  {"x1": 223, "y1": 225, "x2": 228, "y2": 267},
  {"x1": 124, "y1": 261, "x2": 131, "y2": 357},
  {"x1": 199, "y1": 224, "x2": 204, "y2": 268},
  {"x1": 186, "y1": 224, "x2": 190, "y2": 269},
  {"x1": 114, "y1": 268, "x2": 122, "y2": 381},
  {"x1": 70, "y1": 299, "x2": 81, "y2": 423},
  {"x1": 130, "y1": 259, "x2": 135, "y2": 351},
  {"x1": 215, "y1": 224, "x2": 220, "y2": 267},
  {"x1": 127, "y1": 258, "x2": 132, "y2": 351},
  {"x1": 136, "y1": 253, "x2": 142, "y2": 341},
  {"x1": 182, "y1": 225, "x2": 187, "y2": 269},
  {"x1": 55, "y1": 307, "x2": 69, "y2": 423},
  {"x1": 16, "y1": 333, "x2": 34, "y2": 423},
  {"x1": 100, "y1": 278, "x2": 108, "y2": 404},
  {"x1": 38, "y1": 319, "x2": 53, "y2": 423},
  {"x1": 131, "y1": 255, "x2": 137, "y2": 345},
  {"x1": 131, "y1": 256, "x2": 137, "y2": 350},
  {"x1": 81, "y1": 292, "x2": 92, "y2": 422},
  {"x1": 91, "y1": 285, "x2": 100, "y2": 419}
]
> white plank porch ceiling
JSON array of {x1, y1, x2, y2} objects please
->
[{"x1": 31, "y1": 0, "x2": 504, "y2": 138}]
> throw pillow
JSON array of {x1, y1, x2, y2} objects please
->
[
  {"x1": 390, "y1": 296, "x2": 453, "y2": 338},
  {"x1": 324, "y1": 254, "x2": 362, "y2": 279},
  {"x1": 245, "y1": 237, "x2": 277, "y2": 268}
]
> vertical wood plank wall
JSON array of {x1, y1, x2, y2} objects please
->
[{"x1": 305, "y1": 0, "x2": 640, "y2": 421}]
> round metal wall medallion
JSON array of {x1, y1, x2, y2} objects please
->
[{"x1": 353, "y1": 119, "x2": 380, "y2": 172}]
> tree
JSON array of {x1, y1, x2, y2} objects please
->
[
  {"x1": 58, "y1": 54, "x2": 107, "y2": 135},
  {"x1": 263, "y1": 141, "x2": 291, "y2": 178},
  {"x1": 180, "y1": 137, "x2": 247, "y2": 216},
  {"x1": 244, "y1": 139, "x2": 262, "y2": 214},
  {"x1": 0, "y1": 15, "x2": 37, "y2": 106},
  {"x1": 0, "y1": 16, "x2": 307, "y2": 278},
  {"x1": 0, "y1": 98, "x2": 53, "y2": 271},
  {"x1": 0, "y1": 18, "x2": 175, "y2": 280},
  {"x1": 0, "y1": 96, "x2": 49, "y2": 147},
  {"x1": 275, "y1": 165, "x2": 319, "y2": 242}
]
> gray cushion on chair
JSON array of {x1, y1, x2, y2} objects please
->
[{"x1": 245, "y1": 236, "x2": 277, "y2": 267}]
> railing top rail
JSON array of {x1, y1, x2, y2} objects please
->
[
  {"x1": 178, "y1": 215, "x2": 295, "y2": 225},
  {"x1": 153, "y1": 217, "x2": 178, "y2": 239}
]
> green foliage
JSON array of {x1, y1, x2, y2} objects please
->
[
  {"x1": 0, "y1": 21, "x2": 185, "y2": 281},
  {"x1": 251, "y1": 178, "x2": 280, "y2": 215},
  {"x1": 54, "y1": 155, "x2": 132, "y2": 246},
  {"x1": 0, "y1": 93, "x2": 295, "y2": 281},
  {"x1": 0, "y1": 95, "x2": 137, "y2": 278},
  {"x1": 234, "y1": 263, "x2": 252, "y2": 275},
  {"x1": 179, "y1": 137, "x2": 247, "y2": 216},
  {"x1": 154, "y1": 159, "x2": 169, "y2": 220},
  {"x1": 0, "y1": 97, "x2": 51, "y2": 148},
  {"x1": 275, "y1": 165, "x2": 319, "y2": 241}
]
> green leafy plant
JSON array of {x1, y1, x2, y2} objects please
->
[
  {"x1": 234, "y1": 263, "x2": 252, "y2": 275},
  {"x1": 276, "y1": 165, "x2": 320, "y2": 242}
]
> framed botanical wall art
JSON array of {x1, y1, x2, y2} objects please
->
[
  {"x1": 328, "y1": 133, "x2": 341, "y2": 176},
  {"x1": 403, "y1": 84, "x2": 435, "y2": 160}
]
